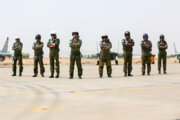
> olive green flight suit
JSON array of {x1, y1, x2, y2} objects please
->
[
  {"x1": 12, "y1": 42, "x2": 23, "y2": 75},
  {"x1": 141, "y1": 40, "x2": 152, "y2": 74},
  {"x1": 122, "y1": 38, "x2": 135, "y2": 74},
  {"x1": 157, "y1": 40, "x2": 168, "y2": 72},
  {"x1": 33, "y1": 41, "x2": 45, "y2": 75},
  {"x1": 47, "y1": 38, "x2": 60, "y2": 75},
  {"x1": 99, "y1": 40, "x2": 112, "y2": 76},
  {"x1": 69, "y1": 38, "x2": 83, "y2": 77}
]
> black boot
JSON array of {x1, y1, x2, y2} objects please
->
[
  {"x1": 142, "y1": 72, "x2": 145, "y2": 76},
  {"x1": 128, "y1": 73, "x2": 133, "y2": 77},
  {"x1": 19, "y1": 73, "x2": 22, "y2": 77},
  {"x1": 12, "y1": 73, "x2": 16, "y2": 76},
  {"x1": 164, "y1": 71, "x2": 167, "y2": 74},
  {"x1": 124, "y1": 72, "x2": 127, "y2": 77},
  {"x1": 41, "y1": 74, "x2": 44, "y2": 77},
  {"x1": 148, "y1": 73, "x2": 150, "y2": 75},
  {"x1": 55, "y1": 74, "x2": 59, "y2": 78},
  {"x1": 69, "y1": 76, "x2": 73, "y2": 79},
  {"x1": 78, "y1": 76, "x2": 82, "y2": 79},
  {"x1": 32, "y1": 74, "x2": 37, "y2": 77},
  {"x1": 100, "y1": 74, "x2": 103, "y2": 78},
  {"x1": 159, "y1": 71, "x2": 161, "y2": 74},
  {"x1": 108, "y1": 74, "x2": 112, "y2": 78},
  {"x1": 49, "y1": 74, "x2": 54, "y2": 78}
]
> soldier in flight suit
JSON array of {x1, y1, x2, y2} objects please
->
[
  {"x1": 141, "y1": 33, "x2": 152, "y2": 75},
  {"x1": 12, "y1": 36, "x2": 23, "y2": 76},
  {"x1": 47, "y1": 31, "x2": 60, "y2": 78},
  {"x1": 157, "y1": 34, "x2": 168, "y2": 74},
  {"x1": 122, "y1": 31, "x2": 135, "y2": 77},
  {"x1": 69, "y1": 32, "x2": 83, "y2": 79},
  {"x1": 32, "y1": 34, "x2": 45, "y2": 77},
  {"x1": 99, "y1": 35, "x2": 112, "y2": 78}
]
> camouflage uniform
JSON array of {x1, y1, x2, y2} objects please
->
[
  {"x1": 99, "y1": 40, "x2": 112, "y2": 77},
  {"x1": 12, "y1": 42, "x2": 23, "y2": 76},
  {"x1": 157, "y1": 40, "x2": 168, "y2": 73},
  {"x1": 122, "y1": 38, "x2": 134, "y2": 75},
  {"x1": 69, "y1": 38, "x2": 83, "y2": 77},
  {"x1": 141, "y1": 40, "x2": 152, "y2": 74},
  {"x1": 47, "y1": 38, "x2": 60, "y2": 76},
  {"x1": 33, "y1": 41, "x2": 45, "y2": 76}
]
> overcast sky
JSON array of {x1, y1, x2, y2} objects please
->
[{"x1": 0, "y1": 0, "x2": 180, "y2": 57}]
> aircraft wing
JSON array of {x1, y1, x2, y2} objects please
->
[
  {"x1": 0, "y1": 52, "x2": 13, "y2": 56},
  {"x1": 168, "y1": 53, "x2": 180, "y2": 57}
]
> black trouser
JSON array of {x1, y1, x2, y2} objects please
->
[
  {"x1": 34, "y1": 56, "x2": 45, "y2": 75},
  {"x1": 158, "y1": 51, "x2": 167, "y2": 72},
  {"x1": 69, "y1": 55, "x2": 83, "y2": 77},
  {"x1": 13, "y1": 55, "x2": 23, "y2": 74}
]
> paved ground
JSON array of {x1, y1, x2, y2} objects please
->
[{"x1": 0, "y1": 63, "x2": 180, "y2": 120}]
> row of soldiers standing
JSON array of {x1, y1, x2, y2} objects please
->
[
  {"x1": 98, "y1": 31, "x2": 168, "y2": 77},
  {"x1": 12, "y1": 31, "x2": 83, "y2": 79},
  {"x1": 11, "y1": 31, "x2": 168, "y2": 78}
]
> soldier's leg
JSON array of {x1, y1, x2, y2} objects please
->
[
  {"x1": 50, "y1": 55, "x2": 55, "y2": 75},
  {"x1": 55, "y1": 53, "x2": 60, "y2": 74},
  {"x1": 123, "y1": 54, "x2": 128, "y2": 75},
  {"x1": 106, "y1": 60, "x2": 112, "y2": 77},
  {"x1": 76, "y1": 56, "x2": 83, "y2": 77},
  {"x1": 55, "y1": 53, "x2": 60, "y2": 78},
  {"x1": 18, "y1": 56, "x2": 23, "y2": 76},
  {"x1": 39, "y1": 56, "x2": 45, "y2": 76},
  {"x1": 158, "y1": 53, "x2": 162, "y2": 72},
  {"x1": 12, "y1": 57, "x2": 17, "y2": 76},
  {"x1": 99, "y1": 60, "x2": 104, "y2": 77},
  {"x1": 128, "y1": 54, "x2": 133, "y2": 75},
  {"x1": 142, "y1": 55, "x2": 146, "y2": 74},
  {"x1": 147, "y1": 55, "x2": 151, "y2": 74},
  {"x1": 69, "y1": 56, "x2": 75, "y2": 78},
  {"x1": 163, "y1": 53, "x2": 167, "y2": 73},
  {"x1": 33, "y1": 57, "x2": 38, "y2": 76}
]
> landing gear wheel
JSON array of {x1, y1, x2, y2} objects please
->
[
  {"x1": 0, "y1": 56, "x2": 5, "y2": 62},
  {"x1": 115, "y1": 60, "x2": 118, "y2": 65}
]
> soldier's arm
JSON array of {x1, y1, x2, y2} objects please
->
[
  {"x1": 20, "y1": 43, "x2": 23, "y2": 50},
  {"x1": 165, "y1": 41, "x2": 168, "y2": 49},
  {"x1": 16, "y1": 43, "x2": 22, "y2": 51},
  {"x1": 54, "y1": 39, "x2": 60, "y2": 47},
  {"x1": 38, "y1": 42, "x2": 44, "y2": 49},
  {"x1": 149, "y1": 41, "x2": 152, "y2": 49},
  {"x1": 47, "y1": 40, "x2": 50, "y2": 48},
  {"x1": 69, "y1": 40, "x2": 74, "y2": 47},
  {"x1": 107, "y1": 42, "x2": 112, "y2": 50},
  {"x1": 141, "y1": 41, "x2": 146, "y2": 48},
  {"x1": 77, "y1": 40, "x2": 82, "y2": 48},
  {"x1": 16, "y1": 43, "x2": 23, "y2": 51},
  {"x1": 122, "y1": 39, "x2": 126, "y2": 47},
  {"x1": 131, "y1": 39, "x2": 135, "y2": 46}
]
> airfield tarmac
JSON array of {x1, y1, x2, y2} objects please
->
[{"x1": 0, "y1": 63, "x2": 180, "y2": 120}]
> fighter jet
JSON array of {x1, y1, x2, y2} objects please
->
[
  {"x1": 169, "y1": 43, "x2": 180, "y2": 63},
  {"x1": 0, "y1": 37, "x2": 13, "y2": 61}
]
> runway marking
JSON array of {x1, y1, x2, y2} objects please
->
[
  {"x1": 29, "y1": 107, "x2": 60, "y2": 112},
  {"x1": 0, "y1": 90, "x2": 180, "y2": 94}
]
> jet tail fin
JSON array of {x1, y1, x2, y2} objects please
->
[
  {"x1": 1, "y1": 37, "x2": 9, "y2": 53},
  {"x1": 173, "y1": 43, "x2": 177, "y2": 54}
]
